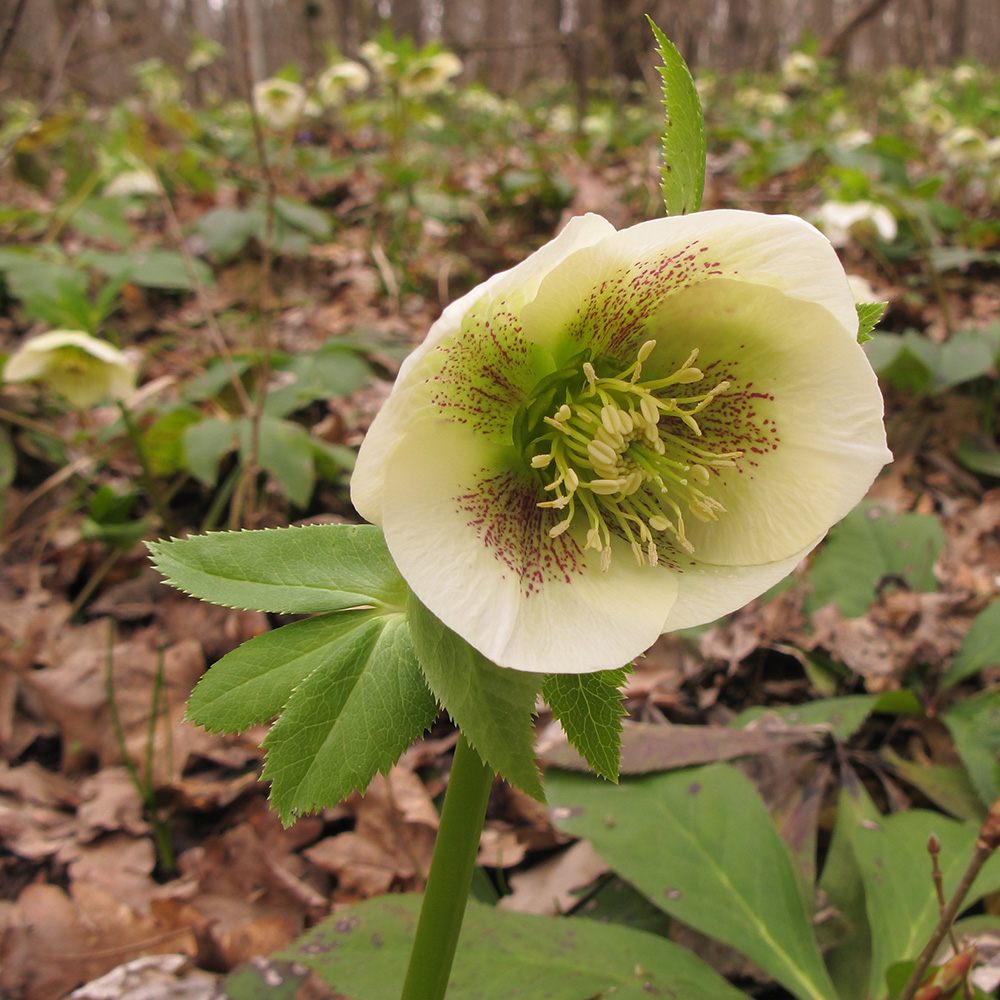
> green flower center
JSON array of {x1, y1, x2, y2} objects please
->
[{"x1": 521, "y1": 341, "x2": 742, "y2": 570}]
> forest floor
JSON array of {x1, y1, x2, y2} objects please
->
[{"x1": 2, "y1": 57, "x2": 1000, "y2": 1000}]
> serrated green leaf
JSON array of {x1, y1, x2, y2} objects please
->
[
  {"x1": 0, "y1": 426, "x2": 15, "y2": 493},
  {"x1": 856, "y1": 301, "x2": 887, "y2": 343},
  {"x1": 547, "y1": 764, "x2": 838, "y2": 1000},
  {"x1": 406, "y1": 592, "x2": 542, "y2": 800},
  {"x1": 274, "y1": 196, "x2": 332, "y2": 240},
  {"x1": 805, "y1": 502, "x2": 944, "y2": 618},
  {"x1": 70, "y1": 196, "x2": 134, "y2": 247},
  {"x1": 142, "y1": 407, "x2": 202, "y2": 478},
  {"x1": 262, "y1": 613, "x2": 438, "y2": 823},
  {"x1": 648, "y1": 18, "x2": 705, "y2": 216},
  {"x1": 881, "y1": 748, "x2": 985, "y2": 822},
  {"x1": 815, "y1": 767, "x2": 879, "y2": 1000},
  {"x1": 940, "y1": 598, "x2": 1000, "y2": 689},
  {"x1": 0, "y1": 250, "x2": 85, "y2": 302},
  {"x1": 941, "y1": 687, "x2": 1000, "y2": 807},
  {"x1": 242, "y1": 415, "x2": 315, "y2": 508},
  {"x1": 235, "y1": 895, "x2": 747, "y2": 1000},
  {"x1": 956, "y1": 433, "x2": 1000, "y2": 479},
  {"x1": 187, "y1": 609, "x2": 382, "y2": 732},
  {"x1": 731, "y1": 693, "x2": 880, "y2": 742},
  {"x1": 196, "y1": 206, "x2": 260, "y2": 263},
  {"x1": 182, "y1": 416, "x2": 237, "y2": 485},
  {"x1": 79, "y1": 248, "x2": 213, "y2": 290},
  {"x1": 148, "y1": 523, "x2": 407, "y2": 614},
  {"x1": 543, "y1": 668, "x2": 627, "y2": 781}
]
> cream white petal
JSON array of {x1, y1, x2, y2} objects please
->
[
  {"x1": 661, "y1": 541, "x2": 822, "y2": 632},
  {"x1": 642, "y1": 278, "x2": 891, "y2": 566},
  {"x1": 351, "y1": 214, "x2": 616, "y2": 525},
  {"x1": 522, "y1": 210, "x2": 858, "y2": 363},
  {"x1": 379, "y1": 415, "x2": 679, "y2": 673},
  {"x1": 5, "y1": 330, "x2": 129, "y2": 373}
]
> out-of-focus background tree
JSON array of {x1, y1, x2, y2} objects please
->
[{"x1": 2, "y1": 0, "x2": 998, "y2": 103}]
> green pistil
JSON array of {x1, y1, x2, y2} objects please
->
[{"x1": 526, "y1": 340, "x2": 742, "y2": 570}]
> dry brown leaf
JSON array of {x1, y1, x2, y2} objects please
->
[
  {"x1": 304, "y1": 769, "x2": 438, "y2": 902},
  {"x1": 0, "y1": 881, "x2": 196, "y2": 1000},
  {"x1": 22, "y1": 624, "x2": 211, "y2": 779},
  {"x1": 538, "y1": 718, "x2": 823, "y2": 776},
  {"x1": 0, "y1": 794, "x2": 78, "y2": 860},
  {"x1": 59, "y1": 833, "x2": 158, "y2": 914},
  {"x1": 0, "y1": 760, "x2": 79, "y2": 808},
  {"x1": 477, "y1": 822, "x2": 528, "y2": 869},
  {"x1": 74, "y1": 767, "x2": 149, "y2": 841},
  {"x1": 68, "y1": 954, "x2": 219, "y2": 1000},
  {"x1": 499, "y1": 840, "x2": 608, "y2": 915}
]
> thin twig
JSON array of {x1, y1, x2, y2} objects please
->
[
  {"x1": 928, "y1": 834, "x2": 962, "y2": 955},
  {"x1": 230, "y1": 0, "x2": 279, "y2": 528},
  {"x1": 0, "y1": 0, "x2": 89, "y2": 168},
  {"x1": 0, "y1": 0, "x2": 29, "y2": 81},
  {"x1": 897, "y1": 799, "x2": 1000, "y2": 1000},
  {"x1": 152, "y1": 179, "x2": 254, "y2": 415}
]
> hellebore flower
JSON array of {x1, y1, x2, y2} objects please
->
[
  {"x1": 399, "y1": 52, "x2": 463, "y2": 98},
  {"x1": 252, "y1": 78, "x2": 307, "y2": 130},
  {"x1": 781, "y1": 51, "x2": 819, "y2": 89},
  {"x1": 814, "y1": 200, "x2": 897, "y2": 248},
  {"x1": 316, "y1": 60, "x2": 370, "y2": 106},
  {"x1": 359, "y1": 41, "x2": 398, "y2": 83},
  {"x1": 4, "y1": 330, "x2": 136, "y2": 407},
  {"x1": 352, "y1": 211, "x2": 891, "y2": 674}
]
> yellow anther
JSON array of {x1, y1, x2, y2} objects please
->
[
  {"x1": 588, "y1": 478, "x2": 626, "y2": 495},
  {"x1": 527, "y1": 341, "x2": 742, "y2": 570},
  {"x1": 588, "y1": 440, "x2": 619, "y2": 468}
]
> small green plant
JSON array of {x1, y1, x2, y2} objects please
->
[{"x1": 146, "y1": 25, "x2": 905, "y2": 1000}]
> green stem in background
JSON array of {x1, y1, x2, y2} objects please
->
[
  {"x1": 400, "y1": 734, "x2": 494, "y2": 1000},
  {"x1": 118, "y1": 402, "x2": 174, "y2": 535},
  {"x1": 104, "y1": 622, "x2": 176, "y2": 874}
]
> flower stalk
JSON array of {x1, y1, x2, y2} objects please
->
[{"x1": 400, "y1": 734, "x2": 494, "y2": 1000}]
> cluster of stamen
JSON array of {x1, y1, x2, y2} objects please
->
[{"x1": 527, "y1": 341, "x2": 742, "y2": 570}]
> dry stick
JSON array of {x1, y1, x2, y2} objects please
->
[
  {"x1": 0, "y1": 0, "x2": 89, "y2": 167},
  {"x1": 0, "y1": 0, "x2": 29, "y2": 80},
  {"x1": 818, "y1": 0, "x2": 898, "y2": 60},
  {"x1": 153, "y1": 180, "x2": 254, "y2": 417},
  {"x1": 230, "y1": 0, "x2": 278, "y2": 529},
  {"x1": 927, "y1": 834, "x2": 962, "y2": 956},
  {"x1": 897, "y1": 799, "x2": 1000, "y2": 1000}
]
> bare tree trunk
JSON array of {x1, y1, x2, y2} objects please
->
[
  {"x1": 0, "y1": 0, "x2": 28, "y2": 84},
  {"x1": 598, "y1": 0, "x2": 647, "y2": 79},
  {"x1": 725, "y1": 0, "x2": 751, "y2": 71},
  {"x1": 389, "y1": 0, "x2": 423, "y2": 44},
  {"x1": 948, "y1": 0, "x2": 968, "y2": 62},
  {"x1": 242, "y1": 0, "x2": 266, "y2": 81},
  {"x1": 819, "y1": 0, "x2": 897, "y2": 60}
]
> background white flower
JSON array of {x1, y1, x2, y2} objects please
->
[
  {"x1": 781, "y1": 52, "x2": 819, "y2": 88},
  {"x1": 399, "y1": 52, "x2": 463, "y2": 98},
  {"x1": 4, "y1": 330, "x2": 136, "y2": 408},
  {"x1": 252, "y1": 78, "x2": 306, "y2": 130},
  {"x1": 814, "y1": 200, "x2": 898, "y2": 247},
  {"x1": 315, "y1": 60, "x2": 370, "y2": 106}
]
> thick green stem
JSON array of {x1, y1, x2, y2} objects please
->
[{"x1": 400, "y1": 734, "x2": 494, "y2": 1000}]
